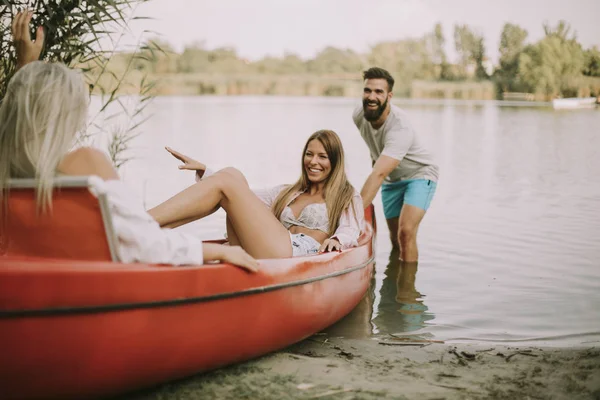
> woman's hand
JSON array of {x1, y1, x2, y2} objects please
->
[
  {"x1": 12, "y1": 10, "x2": 45, "y2": 69},
  {"x1": 203, "y1": 243, "x2": 259, "y2": 272},
  {"x1": 319, "y1": 238, "x2": 342, "y2": 253},
  {"x1": 166, "y1": 146, "x2": 206, "y2": 172},
  {"x1": 219, "y1": 245, "x2": 260, "y2": 272}
]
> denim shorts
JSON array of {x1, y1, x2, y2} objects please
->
[
  {"x1": 381, "y1": 179, "x2": 437, "y2": 219},
  {"x1": 289, "y1": 233, "x2": 320, "y2": 257}
]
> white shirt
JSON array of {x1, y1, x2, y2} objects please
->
[{"x1": 89, "y1": 177, "x2": 204, "y2": 265}]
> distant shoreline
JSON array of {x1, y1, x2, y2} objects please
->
[
  {"x1": 91, "y1": 71, "x2": 501, "y2": 100},
  {"x1": 92, "y1": 92, "x2": 554, "y2": 108}
]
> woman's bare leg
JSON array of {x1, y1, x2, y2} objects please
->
[
  {"x1": 149, "y1": 168, "x2": 233, "y2": 228},
  {"x1": 161, "y1": 215, "x2": 201, "y2": 230},
  {"x1": 148, "y1": 168, "x2": 292, "y2": 259},
  {"x1": 226, "y1": 217, "x2": 241, "y2": 246}
]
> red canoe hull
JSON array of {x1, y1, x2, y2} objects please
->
[{"x1": 0, "y1": 216, "x2": 375, "y2": 399}]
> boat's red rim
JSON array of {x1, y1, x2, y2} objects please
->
[{"x1": 0, "y1": 256, "x2": 374, "y2": 319}]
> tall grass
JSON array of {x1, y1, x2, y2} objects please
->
[{"x1": 0, "y1": 0, "x2": 161, "y2": 169}]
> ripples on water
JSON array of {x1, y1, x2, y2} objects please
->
[{"x1": 110, "y1": 96, "x2": 600, "y2": 347}]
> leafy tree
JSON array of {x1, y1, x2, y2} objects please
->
[
  {"x1": 499, "y1": 23, "x2": 528, "y2": 74},
  {"x1": 518, "y1": 21, "x2": 584, "y2": 98},
  {"x1": 254, "y1": 52, "x2": 306, "y2": 75},
  {"x1": 431, "y1": 23, "x2": 446, "y2": 64},
  {"x1": 453, "y1": 24, "x2": 488, "y2": 79},
  {"x1": 253, "y1": 56, "x2": 284, "y2": 74},
  {"x1": 425, "y1": 22, "x2": 452, "y2": 80},
  {"x1": 543, "y1": 20, "x2": 576, "y2": 41},
  {"x1": 368, "y1": 37, "x2": 437, "y2": 95},
  {"x1": 495, "y1": 23, "x2": 528, "y2": 92},
  {"x1": 307, "y1": 47, "x2": 363, "y2": 74},
  {"x1": 205, "y1": 47, "x2": 249, "y2": 74},
  {"x1": 583, "y1": 47, "x2": 600, "y2": 77},
  {"x1": 177, "y1": 41, "x2": 210, "y2": 73},
  {"x1": 280, "y1": 52, "x2": 307, "y2": 74}
]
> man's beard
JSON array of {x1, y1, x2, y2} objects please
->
[{"x1": 363, "y1": 98, "x2": 388, "y2": 122}]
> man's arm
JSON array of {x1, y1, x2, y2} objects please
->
[{"x1": 360, "y1": 155, "x2": 400, "y2": 207}]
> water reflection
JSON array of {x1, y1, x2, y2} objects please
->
[
  {"x1": 323, "y1": 249, "x2": 435, "y2": 339},
  {"x1": 372, "y1": 249, "x2": 434, "y2": 337},
  {"x1": 323, "y1": 274, "x2": 376, "y2": 338}
]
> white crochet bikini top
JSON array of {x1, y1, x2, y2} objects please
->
[
  {"x1": 280, "y1": 203, "x2": 329, "y2": 234},
  {"x1": 253, "y1": 184, "x2": 365, "y2": 249}
]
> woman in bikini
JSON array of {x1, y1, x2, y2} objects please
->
[{"x1": 149, "y1": 129, "x2": 365, "y2": 258}]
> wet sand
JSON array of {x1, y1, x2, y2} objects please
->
[{"x1": 128, "y1": 337, "x2": 600, "y2": 400}]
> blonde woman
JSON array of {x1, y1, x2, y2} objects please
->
[
  {"x1": 148, "y1": 129, "x2": 365, "y2": 259},
  {"x1": 0, "y1": 10, "x2": 258, "y2": 271}
]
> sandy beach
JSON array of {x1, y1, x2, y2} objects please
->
[{"x1": 127, "y1": 335, "x2": 600, "y2": 400}]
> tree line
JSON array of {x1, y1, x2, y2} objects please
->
[{"x1": 111, "y1": 21, "x2": 600, "y2": 99}]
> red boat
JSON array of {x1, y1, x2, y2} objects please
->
[{"x1": 0, "y1": 177, "x2": 375, "y2": 400}]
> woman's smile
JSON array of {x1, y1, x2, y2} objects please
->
[{"x1": 304, "y1": 139, "x2": 331, "y2": 183}]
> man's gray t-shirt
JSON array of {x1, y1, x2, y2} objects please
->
[{"x1": 353, "y1": 104, "x2": 439, "y2": 183}]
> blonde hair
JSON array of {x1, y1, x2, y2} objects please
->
[
  {"x1": 0, "y1": 61, "x2": 89, "y2": 211},
  {"x1": 272, "y1": 130, "x2": 356, "y2": 236}
]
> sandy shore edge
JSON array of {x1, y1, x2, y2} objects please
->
[{"x1": 127, "y1": 336, "x2": 600, "y2": 400}]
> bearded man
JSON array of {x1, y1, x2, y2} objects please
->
[{"x1": 353, "y1": 67, "x2": 439, "y2": 262}]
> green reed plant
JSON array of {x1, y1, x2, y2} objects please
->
[{"x1": 0, "y1": 0, "x2": 161, "y2": 170}]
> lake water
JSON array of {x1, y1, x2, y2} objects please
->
[{"x1": 110, "y1": 96, "x2": 600, "y2": 347}]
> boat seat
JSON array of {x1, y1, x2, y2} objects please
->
[{"x1": 0, "y1": 176, "x2": 119, "y2": 262}]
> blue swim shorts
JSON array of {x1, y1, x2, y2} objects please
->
[{"x1": 381, "y1": 179, "x2": 437, "y2": 219}]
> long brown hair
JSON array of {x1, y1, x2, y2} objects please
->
[{"x1": 271, "y1": 130, "x2": 356, "y2": 236}]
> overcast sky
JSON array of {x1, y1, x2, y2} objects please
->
[{"x1": 126, "y1": 0, "x2": 599, "y2": 63}]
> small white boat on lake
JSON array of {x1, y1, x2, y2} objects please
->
[{"x1": 552, "y1": 97, "x2": 598, "y2": 110}]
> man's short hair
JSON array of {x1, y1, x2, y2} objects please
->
[{"x1": 362, "y1": 67, "x2": 395, "y2": 92}]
